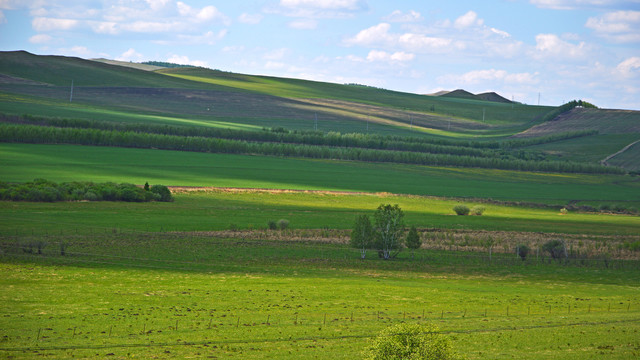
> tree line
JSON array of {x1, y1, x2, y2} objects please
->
[
  {"x1": 0, "y1": 179, "x2": 173, "y2": 202},
  {"x1": 0, "y1": 123, "x2": 624, "y2": 175}
]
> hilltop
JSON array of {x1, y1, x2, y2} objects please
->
[{"x1": 432, "y1": 89, "x2": 512, "y2": 104}]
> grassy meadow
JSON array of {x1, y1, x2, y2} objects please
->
[{"x1": 2, "y1": 51, "x2": 640, "y2": 359}]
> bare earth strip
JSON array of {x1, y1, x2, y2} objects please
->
[{"x1": 601, "y1": 139, "x2": 640, "y2": 166}]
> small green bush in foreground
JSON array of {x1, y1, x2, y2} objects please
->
[{"x1": 365, "y1": 323, "x2": 457, "y2": 360}]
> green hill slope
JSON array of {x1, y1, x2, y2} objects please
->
[{"x1": 0, "y1": 51, "x2": 203, "y2": 88}]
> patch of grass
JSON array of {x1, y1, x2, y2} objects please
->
[
  {"x1": 2, "y1": 144, "x2": 639, "y2": 209},
  {"x1": 0, "y1": 235, "x2": 639, "y2": 359}
]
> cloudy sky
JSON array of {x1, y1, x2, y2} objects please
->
[{"x1": 1, "y1": 0, "x2": 639, "y2": 109}]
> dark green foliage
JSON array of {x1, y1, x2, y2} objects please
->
[
  {"x1": 542, "y1": 240, "x2": 566, "y2": 259},
  {"x1": 0, "y1": 179, "x2": 172, "y2": 203},
  {"x1": 150, "y1": 185, "x2": 173, "y2": 202},
  {"x1": 144, "y1": 182, "x2": 150, "y2": 191},
  {"x1": 365, "y1": 323, "x2": 456, "y2": 360},
  {"x1": 374, "y1": 204, "x2": 405, "y2": 260},
  {"x1": 470, "y1": 205, "x2": 485, "y2": 216},
  {"x1": 350, "y1": 215, "x2": 374, "y2": 259},
  {"x1": 453, "y1": 205, "x2": 470, "y2": 216},
  {"x1": 0, "y1": 119, "x2": 625, "y2": 175},
  {"x1": 268, "y1": 220, "x2": 278, "y2": 230},
  {"x1": 140, "y1": 61, "x2": 194, "y2": 68},
  {"x1": 405, "y1": 226, "x2": 421, "y2": 258},
  {"x1": 277, "y1": 219, "x2": 290, "y2": 230},
  {"x1": 517, "y1": 244, "x2": 530, "y2": 261}
]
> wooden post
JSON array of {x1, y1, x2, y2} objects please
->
[
  {"x1": 323, "y1": 314, "x2": 326, "y2": 326},
  {"x1": 236, "y1": 317, "x2": 240, "y2": 328}
]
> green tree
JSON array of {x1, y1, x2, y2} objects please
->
[
  {"x1": 405, "y1": 226, "x2": 421, "y2": 258},
  {"x1": 453, "y1": 205, "x2": 470, "y2": 216},
  {"x1": 542, "y1": 239, "x2": 566, "y2": 259},
  {"x1": 373, "y1": 204, "x2": 405, "y2": 260},
  {"x1": 350, "y1": 215, "x2": 374, "y2": 259},
  {"x1": 144, "y1": 181, "x2": 150, "y2": 191},
  {"x1": 365, "y1": 323, "x2": 456, "y2": 360}
]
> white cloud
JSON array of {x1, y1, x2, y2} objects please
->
[
  {"x1": 585, "y1": 10, "x2": 640, "y2": 43},
  {"x1": 383, "y1": 10, "x2": 423, "y2": 23},
  {"x1": 616, "y1": 56, "x2": 640, "y2": 76},
  {"x1": 29, "y1": 33, "x2": 52, "y2": 44},
  {"x1": 440, "y1": 69, "x2": 539, "y2": 85},
  {"x1": 265, "y1": 61, "x2": 286, "y2": 70},
  {"x1": 116, "y1": 48, "x2": 144, "y2": 62},
  {"x1": 289, "y1": 18, "x2": 318, "y2": 29},
  {"x1": 32, "y1": 17, "x2": 78, "y2": 31},
  {"x1": 177, "y1": 30, "x2": 227, "y2": 45},
  {"x1": 0, "y1": 10, "x2": 5, "y2": 24},
  {"x1": 166, "y1": 54, "x2": 207, "y2": 67},
  {"x1": 264, "y1": 48, "x2": 290, "y2": 60},
  {"x1": 530, "y1": 0, "x2": 640, "y2": 10},
  {"x1": 272, "y1": 0, "x2": 367, "y2": 18},
  {"x1": 345, "y1": 23, "x2": 451, "y2": 53},
  {"x1": 454, "y1": 11, "x2": 483, "y2": 29},
  {"x1": 366, "y1": 50, "x2": 415, "y2": 62},
  {"x1": 175, "y1": 2, "x2": 229, "y2": 24},
  {"x1": 490, "y1": 28, "x2": 510, "y2": 38},
  {"x1": 59, "y1": 45, "x2": 108, "y2": 58},
  {"x1": 534, "y1": 33, "x2": 588, "y2": 58},
  {"x1": 238, "y1": 13, "x2": 263, "y2": 24}
]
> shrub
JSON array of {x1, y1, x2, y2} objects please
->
[
  {"x1": 453, "y1": 205, "x2": 470, "y2": 216},
  {"x1": 268, "y1": 220, "x2": 277, "y2": 230},
  {"x1": 150, "y1": 184, "x2": 173, "y2": 202},
  {"x1": 470, "y1": 205, "x2": 485, "y2": 216},
  {"x1": 517, "y1": 244, "x2": 530, "y2": 261},
  {"x1": 277, "y1": 219, "x2": 289, "y2": 230},
  {"x1": 542, "y1": 239, "x2": 566, "y2": 259},
  {"x1": 365, "y1": 323, "x2": 456, "y2": 360},
  {"x1": 559, "y1": 208, "x2": 568, "y2": 215}
]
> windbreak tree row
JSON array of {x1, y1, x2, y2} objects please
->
[
  {"x1": 0, "y1": 124, "x2": 624, "y2": 174},
  {"x1": 3, "y1": 113, "x2": 596, "y2": 153}
]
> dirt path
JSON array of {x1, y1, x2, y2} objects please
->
[
  {"x1": 168, "y1": 186, "x2": 393, "y2": 197},
  {"x1": 601, "y1": 139, "x2": 640, "y2": 166}
]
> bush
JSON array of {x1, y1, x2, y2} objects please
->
[
  {"x1": 150, "y1": 184, "x2": 173, "y2": 202},
  {"x1": 453, "y1": 205, "x2": 470, "y2": 216},
  {"x1": 559, "y1": 208, "x2": 568, "y2": 215},
  {"x1": 365, "y1": 323, "x2": 456, "y2": 360},
  {"x1": 268, "y1": 220, "x2": 277, "y2": 230},
  {"x1": 542, "y1": 239, "x2": 566, "y2": 259},
  {"x1": 277, "y1": 219, "x2": 289, "y2": 230},
  {"x1": 470, "y1": 205, "x2": 485, "y2": 216},
  {"x1": 517, "y1": 244, "x2": 530, "y2": 261}
]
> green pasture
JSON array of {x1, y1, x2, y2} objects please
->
[
  {"x1": 161, "y1": 67, "x2": 552, "y2": 127},
  {"x1": 1, "y1": 187, "x2": 640, "y2": 237},
  {"x1": 1, "y1": 234, "x2": 639, "y2": 359},
  {"x1": 523, "y1": 133, "x2": 640, "y2": 164},
  {"x1": 608, "y1": 140, "x2": 640, "y2": 171},
  {"x1": 2, "y1": 143, "x2": 639, "y2": 208}
]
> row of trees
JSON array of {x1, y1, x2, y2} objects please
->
[
  {"x1": 5, "y1": 113, "x2": 598, "y2": 154},
  {"x1": 0, "y1": 179, "x2": 173, "y2": 202},
  {"x1": 0, "y1": 124, "x2": 624, "y2": 174}
]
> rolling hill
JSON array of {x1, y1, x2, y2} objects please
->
[{"x1": 0, "y1": 51, "x2": 638, "y2": 171}]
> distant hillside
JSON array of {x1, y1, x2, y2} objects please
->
[
  {"x1": 515, "y1": 108, "x2": 640, "y2": 137},
  {"x1": 0, "y1": 51, "x2": 202, "y2": 88},
  {"x1": 91, "y1": 58, "x2": 163, "y2": 71},
  {"x1": 434, "y1": 89, "x2": 512, "y2": 104}
]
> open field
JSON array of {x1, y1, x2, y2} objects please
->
[
  {"x1": 2, "y1": 51, "x2": 640, "y2": 359},
  {"x1": 2, "y1": 143, "x2": 640, "y2": 208},
  {"x1": 1, "y1": 234, "x2": 639, "y2": 359}
]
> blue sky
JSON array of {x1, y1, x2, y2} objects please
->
[{"x1": 1, "y1": 0, "x2": 639, "y2": 109}]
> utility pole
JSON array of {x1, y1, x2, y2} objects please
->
[
  {"x1": 538, "y1": 92, "x2": 541, "y2": 106},
  {"x1": 314, "y1": 113, "x2": 318, "y2": 131},
  {"x1": 482, "y1": 108, "x2": 485, "y2": 122},
  {"x1": 69, "y1": 79, "x2": 74, "y2": 102},
  {"x1": 366, "y1": 116, "x2": 369, "y2": 132}
]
